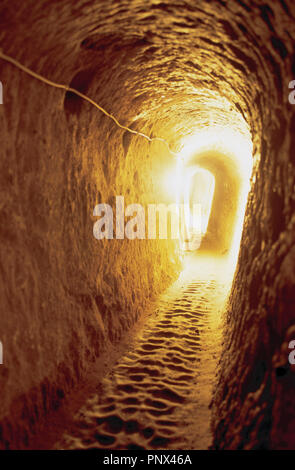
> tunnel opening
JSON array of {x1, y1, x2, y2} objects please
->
[
  {"x1": 178, "y1": 166, "x2": 215, "y2": 252},
  {"x1": 0, "y1": 0, "x2": 294, "y2": 452}
]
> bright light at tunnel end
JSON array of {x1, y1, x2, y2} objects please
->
[
  {"x1": 173, "y1": 123, "x2": 252, "y2": 173},
  {"x1": 93, "y1": 124, "x2": 253, "y2": 282},
  {"x1": 174, "y1": 125, "x2": 253, "y2": 274}
]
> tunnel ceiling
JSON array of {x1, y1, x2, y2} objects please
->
[{"x1": 1, "y1": 0, "x2": 293, "y2": 149}]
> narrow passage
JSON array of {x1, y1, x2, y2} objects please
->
[{"x1": 54, "y1": 256, "x2": 231, "y2": 450}]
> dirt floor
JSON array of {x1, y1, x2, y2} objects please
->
[{"x1": 32, "y1": 254, "x2": 231, "y2": 450}]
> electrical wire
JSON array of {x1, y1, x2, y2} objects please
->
[{"x1": 0, "y1": 49, "x2": 179, "y2": 157}]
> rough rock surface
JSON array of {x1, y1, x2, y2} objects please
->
[{"x1": 0, "y1": 0, "x2": 295, "y2": 449}]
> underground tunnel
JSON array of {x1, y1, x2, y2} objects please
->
[{"x1": 0, "y1": 0, "x2": 295, "y2": 453}]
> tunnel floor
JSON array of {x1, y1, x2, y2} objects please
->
[{"x1": 49, "y1": 256, "x2": 231, "y2": 450}]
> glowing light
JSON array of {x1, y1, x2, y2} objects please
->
[
  {"x1": 178, "y1": 126, "x2": 253, "y2": 181},
  {"x1": 176, "y1": 124, "x2": 253, "y2": 272}
]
